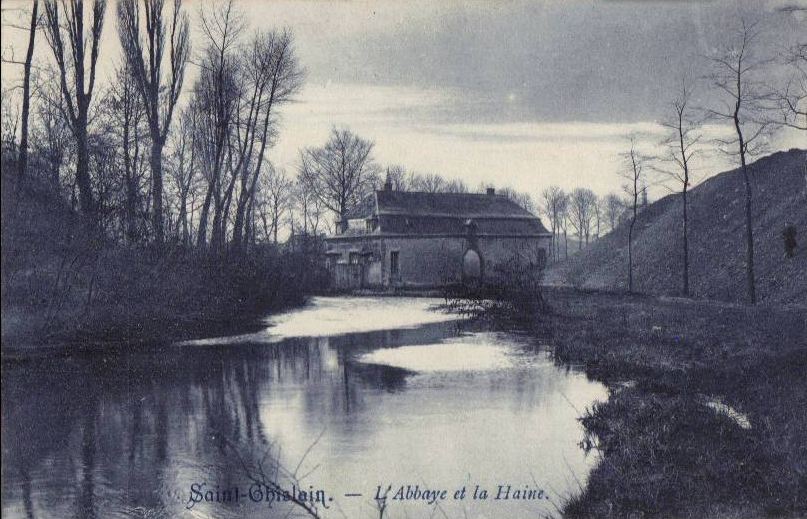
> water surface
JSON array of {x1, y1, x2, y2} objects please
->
[{"x1": 2, "y1": 297, "x2": 607, "y2": 519}]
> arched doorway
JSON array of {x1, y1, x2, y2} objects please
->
[{"x1": 462, "y1": 249, "x2": 482, "y2": 281}]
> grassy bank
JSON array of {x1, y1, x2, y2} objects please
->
[
  {"x1": 537, "y1": 288, "x2": 807, "y2": 518},
  {"x1": 2, "y1": 245, "x2": 328, "y2": 350},
  {"x1": 1, "y1": 171, "x2": 328, "y2": 350},
  {"x1": 545, "y1": 149, "x2": 807, "y2": 305}
]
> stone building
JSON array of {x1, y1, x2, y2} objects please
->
[{"x1": 324, "y1": 185, "x2": 552, "y2": 289}]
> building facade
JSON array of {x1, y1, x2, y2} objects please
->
[{"x1": 324, "y1": 186, "x2": 552, "y2": 289}]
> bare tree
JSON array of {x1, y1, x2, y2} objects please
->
[
  {"x1": 108, "y1": 64, "x2": 148, "y2": 243},
  {"x1": 384, "y1": 164, "x2": 412, "y2": 191},
  {"x1": 603, "y1": 193, "x2": 624, "y2": 232},
  {"x1": 592, "y1": 193, "x2": 603, "y2": 239},
  {"x1": 266, "y1": 167, "x2": 291, "y2": 243},
  {"x1": 17, "y1": 0, "x2": 39, "y2": 180},
  {"x1": 167, "y1": 104, "x2": 198, "y2": 245},
  {"x1": 395, "y1": 171, "x2": 468, "y2": 194},
  {"x1": 298, "y1": 127, "x2": 378, "y2": 222},
  {"x1": 497, "y1": 186, "x2": 535, "y2": 213},
  {"x1": 775, "y1": 43, "x2": 807, "y2": 130},
  {"x1": 42, "y1": 0, "x2": 108, "y2": 216},
  {"x1": 410, "y1": 172, "x2": 446, "y2": 193},
  {"x1": 291, "y1": 174, "x2": 326, "y2": 237},
  {"x1": 192, "y1": 0, "x2": 244, "y2": 248},
  {"x1": 254, "y1": 164, "x2": 290, "y2": 243},
  {"x1": 656, "y1": 77, "x2": 702, "y2": 297},
  {"x1": 568, "y1": 187, "x2": 597, "y2": 250},
  {"x1": 705, "y1": 18, "x2": 775, "y2": 305},
  {"x1": 774, "y1": 7, "x2": 806, "y2": 131},
  {"x1": 230, "y1": 28, "x2": 303, "y2": 250},
  {"x1": 117, "y1": 0, "x2": 190, "y2": 244},
  {"x1": 619, "y1": 137, "x2": 648, "y2": 293},
  {"x1": 559, "y1": 197, "x2": 570, "y2": 260},
  {"x1": 443, "y1": 178, "x2": 469, "y2": 193},
  {"x1": 540, "y1": 186, "x2": 566, "y2": 262}
]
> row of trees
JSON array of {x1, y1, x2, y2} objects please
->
[
  {"x1": 539, "y1": 186, "x2": 626, "y2": 262},
  {"x1": 2, "y1": 0, "x2": 533, "y2": 250},
  {"x1": 2, "y1": 0, "x2": 313, "y2": 251}
]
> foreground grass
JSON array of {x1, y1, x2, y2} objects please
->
[{"x1": 539, "y1": 288, "x2": 807, "y2": 519}]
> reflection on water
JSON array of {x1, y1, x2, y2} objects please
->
[{"x1": 2, "y1": 297, "x2": 607, "y2": 519}]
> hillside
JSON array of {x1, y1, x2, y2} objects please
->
[{"x1": 546, "y1": 148, "x2": 807, "y2": 305}]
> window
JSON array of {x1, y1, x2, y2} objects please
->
[
  {"x1": 390, "y1": 251, "x2": 400, "y2": 277},
  {"x1": 349, "y1": 252, "x2": 359, "y2": 265}
]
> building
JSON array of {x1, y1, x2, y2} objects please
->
[{"x1": 324, "y1": 185, "x2": 552, "y2": 289}]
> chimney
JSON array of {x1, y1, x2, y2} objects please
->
[{"x1": 486, "y1": 187, "x2": 496, "y2": 196}]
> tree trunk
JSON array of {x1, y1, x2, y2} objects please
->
[
  {"x1": 734, "y1": 107, "x2": 756, "y2": 304},
  {"x1": 628, "y1": 218, "x2": 635, "y2": 293},
  {"x1": 179, "y1": 188, "x2": 189, "y2": 245},
  {"x1": 682, "y1": 186, "x2": 689, "y2": 297},
  {"x1": 628, "y1": 185, "x2": 637, "y2": 293},
  {"x1": 197, "y1": 185, "x2": 213, "y2": 248},
  {"x1": 75, "y1": 124, "x2": 95, "y2": 216},
  {"x1": 150, "y1": 138, "x2": 164, "y2": 244},
  {"x1": 741, "y1": 160, "x2": 756, "y2": 304},
  {"x1": 232, "y1": 198, "x2": 247, "y2": 249},
  {"x1": 564, "y1": 228, "x2": 568, "y2": 259},
  {"x1": 125, "y1": 176, "x2": 138, "y2": 243},
  {"x1": 19, "y1": 0, "x2": 38, "y2": 181}
]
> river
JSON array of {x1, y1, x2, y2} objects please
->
[{"x1": 1, "y1": 296, "x2": 607, "y2": 519}]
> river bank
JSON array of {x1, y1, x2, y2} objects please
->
[
  {"x1": 535, "y1": 288, "x2": 807, "y2": 518},
  {"x1": 1, "y1": 246, "x2": 328, "y2": 354}
]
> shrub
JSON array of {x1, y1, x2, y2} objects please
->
[{"x1": 443, "y1": 245, "x2": 549, "y2": 326}]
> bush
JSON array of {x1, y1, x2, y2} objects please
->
[
  {"x1": 443, "y1": 245, "x2": 549, "y2": 326},
  {"x1": 2, "y1": 241, "x2": 329, "y2": 344}
]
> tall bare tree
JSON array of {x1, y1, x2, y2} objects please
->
[
  {"x1": 108, "y1": 64, "x2": 148, "y2": 243},
  {"x1": 117, "y1": 0, "x2": 190, "y2": 244},
  {"x1": 16, "y1": 0, "x2": 39, "y2": 180},
  {"x1": 657, "y1": 77, "x2": 701, "y2": 297},
  {"x1": 230, "y1": 29, "x2": 303, "y2": 250},
  {"x1": 774, "y1": 6, "x2": 806, "y2": 131},
  {"x1": 299, "y1": 127, "x2": 378, "y2": 222},
  {"x1": 559, "y1": 198, "x2": 570, "y2": 260},
  {"x1": 192, "y1": 0, "x2": 243, "y2": 248},
  {"x1": 540, "y1": 186, "x2": 566, "y2": 262},
  {"x1": 705, "y1": 18, "x2": 774, "y2": 305},
  {"x1": 42, "y1": 0, "x2": 108, "y2": 216},
  {"x1": 569, "y1": 187, "x2": 597, "y2": 250},
  {"x1": 620, "y1": 137, "x2": 648, "y2": 293},
  {"x1": 167, "y1": 104, "x2": 198, "y2": 245},
  {"x1": 592, "y1": 193, "x2": 603, "y2": 239},
  {"x1": 291, "y1": 173, "x2": 326, "y2": 237},
  {"x1": 262, "y1": 166, "x2": 291, "y2": 243},
  {"x1": 603, "y1": 193, "x2": 624, "y2": 232}
]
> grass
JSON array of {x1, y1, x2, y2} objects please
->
[
  {"x1": 1, "y1": 244, "x2": 329, "y2": 350},
  {"x1": 536, "y1": 288, "x2": 807, "y2": 519}
]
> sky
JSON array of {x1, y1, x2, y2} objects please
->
[{"x1": 2, "y1": 0, "x2": 806, "y2": 201}]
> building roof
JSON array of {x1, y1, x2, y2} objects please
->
[
  {"x1": 375, "y1": 190, "x2": 536, "y2": 219},
  {"x1": 341, "y1": 190, "x2": 550, "y2": 236}
]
